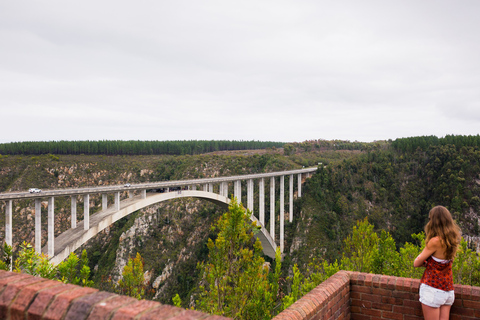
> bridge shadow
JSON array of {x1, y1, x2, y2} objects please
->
[{"x1": 44, "y1": 190, "x2": 277, "y2": 265}]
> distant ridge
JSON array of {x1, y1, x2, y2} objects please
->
[{"x1": 0, "y1": 140, "x2": 285, "y2": 156}]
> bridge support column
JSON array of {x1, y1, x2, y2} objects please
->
[
  {"x1": 208, "y1": 183, "x2": 213, "y2": 193},
  {"x1": 48, "y1": 197, "x2": 54, "y2": 257},
  {"x1": 298, "y1": 173, "x2": 302, "y2": 198},
  {"x1": 234, "y1": 180, "x2": 241, "y2": 203},
  {"x1": 247, "y1": 179, "x2": 253, "y2": 213},
  {"x1": 280, "y1": 175, "x2": 284, "y2": 253},
  {"x1": 203, "y1": 184, "x2": 208, "y2": 192},
  {"x1": 5, "y1": 200, "x2": 12, "y2": 269},
  {"x1": 35, "y1": 199, "x2": 41, "y2": 253},
  {"x1": 141, "y1": 190, "x2": 147, "y2": 199},
  {"x1": 289, "y1": 174, "x2": 293, "y2": 222},
  {"x1": 114, "y1": 192, "x2": 120, "y2": 211},
  {"x1": 102, "y1": 194, "x2": 108, "y2": 211},
  {"x1": 223, "y1": 182, "x2": 228, "y2": 197},
  {"x1": 270, "y1": 177, "x2": 275, "y2": 241},
  {"x1": 259, "y1": 178, "x2": 264, "y2": 226},
  {"x1": 220, "y1": 182, "x2": 227, "y2": 197},
  {"x1": 84, "y1": 195, "x2": 89, "y2": 231},
  {"x1": 71, "y1": 196, "x2": 77, "y2": 228}
]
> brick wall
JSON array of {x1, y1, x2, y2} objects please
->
[
  {"x1": 2, "y1": 268, "x2": 479, "y2": 320},
  {"x1": 0, "y1": 270, "x2": 229, "y2": 320},
  {"x1": 275, "y1": 271, "x2": 480, "y2": 320}
]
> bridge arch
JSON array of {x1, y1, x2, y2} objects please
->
[{"x1": 46, "y1": 190, "x2": 277, "y2": 265}]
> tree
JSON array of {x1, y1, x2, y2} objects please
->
[
  {"x1": 196, "y1": 199, "x2": 278, "y2": 320},
  {"x1": 118, "y1": 252, "x2": 146, "y2": 299}
]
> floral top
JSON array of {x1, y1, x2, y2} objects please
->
[{"x1": 420, "y1": 256, "x2": 454, "y2": 291}]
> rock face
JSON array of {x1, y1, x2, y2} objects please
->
[{"x1": 96, "y1": 197, "x2": 223, "y2": 303}]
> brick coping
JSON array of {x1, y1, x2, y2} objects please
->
[{"x1": 1, "y1": 269, "x2": 479, "y2": 319}]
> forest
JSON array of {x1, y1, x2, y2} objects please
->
[{"x1": 0, "y1": 140, "x2": 285, "y2": 156}]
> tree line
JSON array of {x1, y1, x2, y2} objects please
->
[
  {"x1": 391, "y1": 134, "x2": 480, "y2": 153},
  {"x1": 0, "y1": 140, "x2": 285, "y2": 156}
]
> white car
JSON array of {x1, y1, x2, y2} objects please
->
[
  {"x1": 124, "y1": 183, "x2": 131, "y2": 187},
  {"x1": 29, "y1": 188, "x2": 42, "y2": 193}
]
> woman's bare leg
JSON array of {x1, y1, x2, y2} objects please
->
[
  {"x1": 439, "y1": 305, "x2": 451, "y2": 320},
  {"x1": 422, "y1": 303, "x2": 440, "y2": 320}
]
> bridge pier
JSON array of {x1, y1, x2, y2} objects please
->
[
  {"x1": 298, "y1": 173, "x2": 302, "y2": 197},
  {"x1": 259, "y1": 178, "x2": 265, "y2": 226},
  {"x1": 48, "y1": 197, "x2": 54, "y2": 257},
  {"x1": 289, "y1": 174, "x2": 293, "y2": 222},
  {"x1": 35, "y1": 199, "x2": 41, "y2": 253},
  {"x1": 280, "y1": 176, "x2": 284, "y2": 252},
  {"x1": 71, "y1": 196, "x2": 77, "y2": 228},
  {"x1": 247, "y1": 179, "x2": 253, "y2": 213},
  {"x1": 102, "y1": 194, "x2": 108, "y2": 210},
  {"x1": 5, "y1": 200, "x2": 12, "y2": 269},
  {"x1": 84, "y1": 194, "x2": 89, "y2": 230},
  {"x1": 234, "y1": 180, "x2": 241, "y2": 203},
  {"x1": 141, "y1": 189, "x2": 147, "y2": 199},
  {"x1": 270, "y1": 177, "x2": 275, "y2": 241},
  {"x1": 115, "y1": 192, "x2": 120, "y2": 211}
]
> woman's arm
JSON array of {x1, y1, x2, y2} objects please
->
[{"x1": 414, "y1": 237, "x2": 440, "y2": 268}]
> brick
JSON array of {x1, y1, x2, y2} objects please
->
[
  {"x1": 382, "y1": 311, "x2": 403, "y2": 320},
  {"x1": 111, "y1": 299, "x2": 162, "y2": 320},
  {"x1": 371, "y1": 274, "x2": 381, "y2": 287},
  {"x1": 273, "y1": 309, "x2": 303, "y2": 320},
  {"x1": 42, "y1": 286, "x2": 97, "y2": 320},
  {"x1": 10, "y1": 279, "x2": 62, "y2": 320},
  {"x1": 381, "y1": 296, "x2": 403, "y2": 305},
  {"x1": 387, "y1": 277, "x2": 397, "y2": 290},
  {"x1": 27, "y1": 283, "x2": 78, "y2": 320},
  {"x1": 364, "y1": 273, "x2": 374, "y2": 286},
  {"x1": 138, "y1": 305, "x2": 186, "y2": 320},
  {"x1": 372, "y1": 287, "x2": 391, "y2": 297},
  {"x1": 372, "y1": 301, "x2": 392, "y2": 311},
  {"x1": 0, "y1": 276, "x2": 46, "y2": 318},
  {"x1": 471, "y1": 286, "x2": 480, "y2": 301},
  {"x1": 463, "y1": 299, "x2": 480, "y2": 309},
  {"x1": 163, "y1": 308, "x2": 213, "y2": 320},
  {"x1": 64, "y1": 291, "x2": 115, "y2": 319},
  {"x1": 87, "y1": 295, "x2": 138, "y2": 319},
  {"x1": 450, "y1": 306, "x2": 475, "y2": 317},
  {"x1": 351, "y1": 284, "x2": 372, "y2": 294}
]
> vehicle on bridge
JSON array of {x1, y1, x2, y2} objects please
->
[{"x1": 29, "y1": 188, "x2": 42, "y2": 193}]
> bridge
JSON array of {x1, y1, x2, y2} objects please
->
[{"x1": 0, "y1": 167, "x2": 317, "y2": 264}]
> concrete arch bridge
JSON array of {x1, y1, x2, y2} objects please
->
[{"x1": 0, "y1": 167, "x2": 317, "y2": 264}]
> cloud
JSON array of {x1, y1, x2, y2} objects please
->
[{"x1": 1, "y1": 1, "x2": 480, "y2": 143}]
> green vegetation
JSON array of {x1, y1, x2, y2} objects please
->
[
  {"x1": 1, "y1": 242, "x2": 93, "y2": 286},
  {"x1": 0, "y1": 140, "x2": 285, "y2": 156},
  {"x1": 118, "y1": 252, "x2": 146, "y2": 299},
  {"x1": 196, "y1": 199, "x2": 282, "y2": 319},
  {"x1": 1, "y1": 135, "x2": 480, "y2": 318}
]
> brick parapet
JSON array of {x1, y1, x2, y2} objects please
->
[
  {"x1": 0, "y1": 270, "x2": 229, "y2": 320},
  {"x1": 275, "y1": 271, "x2": 480, "y2": 320},
  {"x1": 1, "y1": 269, "x2": 480, "y2": 320}
]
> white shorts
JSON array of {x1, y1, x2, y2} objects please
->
[{"x1": 419, "y1": 283, "x2": 455, "y2": 308}]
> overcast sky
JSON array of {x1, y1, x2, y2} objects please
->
[{"x1": 1, "y1": 1, "x2": 479, "y2": 143}]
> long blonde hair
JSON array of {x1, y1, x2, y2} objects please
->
[{"x1": 425, "y1": 206, "x2": 461, "y2": 260}]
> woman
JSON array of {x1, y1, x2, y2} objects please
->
[{"x1": 414, "y1": 205, "x2": 461, "y2": 320}]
